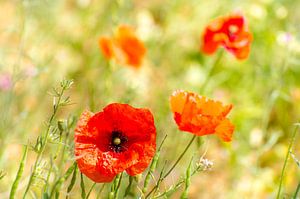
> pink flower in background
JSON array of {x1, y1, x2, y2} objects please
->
[{"x1": 0, "y1": 74, "x2": 12, "y2": 91}]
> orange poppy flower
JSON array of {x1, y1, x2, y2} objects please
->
[
  {"x1": 75, "y1": 103, "x2": 156, "y2": 182},
  {"x1": 201, "y1": 14, "x2": 252, "y2": 60},
  {"x1": 170, "y1": 90, "x2": 234, "y2": 142},
  {"x1": 99, "y1": 25, "x2": 146, "y2": 68}
]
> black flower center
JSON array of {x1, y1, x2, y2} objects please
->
[
  {"x1": 228, "y1": 25, "x2": 239, "y2": 39},
  {"x1": 110, "y1": 131, "x2": 128, "y2": 153},
  {"x1": 229, "y1": 25, "x2": 238, "y2": 34}
]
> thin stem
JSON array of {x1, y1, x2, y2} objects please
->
[
  {"x1": 146, "y1": 162, "x2": 167, "y2": 198},
  {"x1": 23, "y1": 80, "x2": 73, "y2": 199},
  {"x1": 23, "y1": 82, "x2": 71, "y2": 198},
  {"x1": 180, "y1": 157, "x2": 193, "y2": 199},
  {"x1": 9, "y1": 145, "x2": 28, "y2": 199},
  {"x1": 200, "y1": 50, "x2": 223, "y2": 93},
  {"x1": 146, "y1": 51, "x2": 223, "y2": 198},
  {"x1": 153, "y1": 163, "x2": 203, "y2": 199},
  {"x1": 124, "y1": 176, "x2": 134, "y2": 197},
  {"x1": 164, "y1": 51, "x2": 221, "y2": 178},
  {"x1": 162, "y1": 135, "x2": 196, "y2": 179},
  {"x1": 43, "y1": 157, "x2": 53, "y2": 194},
  {"x1": 80, "y1": 173, "x2": 86, "y2": 199},
  {"x1": 146, "y1": 136, "x2": 195, "y2": 198},
  {"x1": 276, "y1": 124, "x2": 299, "y2": 199},
  {"x1": 293, "y1": 182, "x2": 300, "y2": 199},
  {"x1": 114, "y1": 172, "x2": 123, "y2": 198},
  {"x1": 86, "y1": 183, "x2": 96, "y2": 199},
  {"x1": 66, "y1": 163, "x2": 78, "y2": 198},
  {"x1": 143, "y1": 135, "x2": 167, "y2": 195},
  {"x1": 96, "y1": 184, "x2": 106, "y2": 199},
  {"x1": 50, "y1": 162, "x2": 76, "y2": 198},
  {"x1": 58, "y1": 128, "x2": 70, "y2": 173}
]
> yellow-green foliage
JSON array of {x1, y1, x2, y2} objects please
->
[{"x1": 0, "y1": 0, "x2": 300, "y2": 198}]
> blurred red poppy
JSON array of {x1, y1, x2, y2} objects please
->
[
  {"x1": 201, "y1": 14, "x2": 252, "y2": 59},
  {"x1": 99, "y1": 25, "x2": 146, "y2": 68},
  {"x1": 170, "y1": 90, "x2": 234, "y2": 142},
  {"x1": 75, "y1": 103, "x2": 156, "y2": 182}
]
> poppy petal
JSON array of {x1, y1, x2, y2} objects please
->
[
  {"x1": 99, "y1": 25, "x2": 146, "y2": 68},
  {"x1": 75, "y1": 111, "x2": 115, "y2": 182},
  {"x1": 75, "y1": 104, "x2": 156, "y2": 183},
  {"x1": 201, "y1": 13, "x2": 252, "y2": 60},
  {"x1": 170, "y1": 90, "x2": 234, "y2": 141},
  {"x1": 215, "y1": 119, "x2": 235, "y2": 142},
  {"x1": 99, "y1": 37, "x2": 114, "y2": 59}
]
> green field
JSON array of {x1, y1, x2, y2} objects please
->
[{"x1": 0, "y1": 0, "x2": 300, "y2": 198}]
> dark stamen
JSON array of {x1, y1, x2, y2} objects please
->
[{"x1": 110, "y1": 131, "x2": 128, "y2": 153}]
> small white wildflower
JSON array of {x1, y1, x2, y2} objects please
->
[{"x1": 199, "y1": 158, "x2": 213, "y2": 171}]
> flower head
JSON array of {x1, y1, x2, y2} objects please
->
[
  {"x1": 170, "y1": 90, "x2": 234, "y2": 142},
  {"x1": 198, "y1": 158, "x2": 213, "y2": 171},
  {"x1": 99, "y1": 25, "x2": 146, "y2": 68},
  {"x1": 201, "y1": 13, "x2": 252, "y2": 59},
  {"x1": 0, "y1": 73, "x2": 12, "y2": 91},
  {"x1": 75, "y1": 103, "x2": 156, "y2": 182}
]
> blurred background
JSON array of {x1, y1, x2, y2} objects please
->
[{"x1": 0, "y1": 0, "x2": 300, "y2": 198}]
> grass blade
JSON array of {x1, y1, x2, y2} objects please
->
[
  {"x1": 9, "y1": 145, "x2": 28, "y2": 199},
  {"x1": 80, "y1": 173, "x2": 86, "y2": 199},
  {"x1": 86, "y1": 183, "x2": 96, "y2": 199},
  {"x1": 66, "y1": 163, "x2": 78, "y2": 198},
  {"x1": 293, "y1": 182, "x2": 300, "y2": 199},
  {"x1": 96, "y1": 184, "x2": 106, "y2": 199},
  {"x1": 276, "y1": 124, "x2": 299, "y2": 198},
  {"x1": 50, "y1": 162, "x2": 76, "y2": 198}
]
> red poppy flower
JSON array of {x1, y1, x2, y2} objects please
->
[
  {"x1": 201, "y1": 14, "x2": 252, "y2": 59},
  {"x1": 99, "y1": 25, "x2": 146, "y2": 68},
  {"x1": 75, "y1": 103, "x2": 156, "y2": 182},
  {"x1": 170, "y1": 90, "x2": 234, "y2": 142}
]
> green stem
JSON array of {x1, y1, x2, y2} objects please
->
[
  {"x1": 66, "y1": 163, "x2": 78, "y2": 198},
  {"x1": 9, "y1": 145, "x2": 28, "y2": 199},
  {"x1": 43, "y1": 157, "x2": 53, "y2": 194},
  {"x1": 200, "y1": 50, "x2": 223, "y2": 93},
  {"x1": 50, "y1": 162, "x2": 76, "y2": 198},
  {"x1": 143, "y1": 135, "x2": 167, "y2": 194},
  {"x1": 162, "y1": 135, "x2": 196, "y2": 179},
  {"x1": 148, "y1": 162, "x2": 167, "y2": 198},
  {"x1": 276, "y1": 124, "x2": 299, "y2": 199},
  {"x1": 146, "y1": 51, "x2": 223, "y2": 198},
  {"x1": 114, "y1": 172, "x2": 123, "y2": 198},
  {"x1": 96, "y1": 184, "x2": 106, "y2": 199},
  {"x1": 146, "y1": 136, "x2": 196, "y2": 198},
  {"x1": 154, "y1": 163, "x2": 203, "y2": 199},
  {"x1": 124, "y1": 176, "x2": 134, "y2": 197},
  {"x1": 23, "y1": 86, "x2": 67, "y2": 198},
  {"x1": 180, "y1": 157, "x2": 193, "y2": 199},
  {"x1": 80, "y1": 173, "x2": 86, "y2": 199},
  {"x1": 293, "y1": 182, "x2": 300, "y2": 199},
  {"x1": 86, "y1": 183, "x2": 96, "y2": 199}
]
